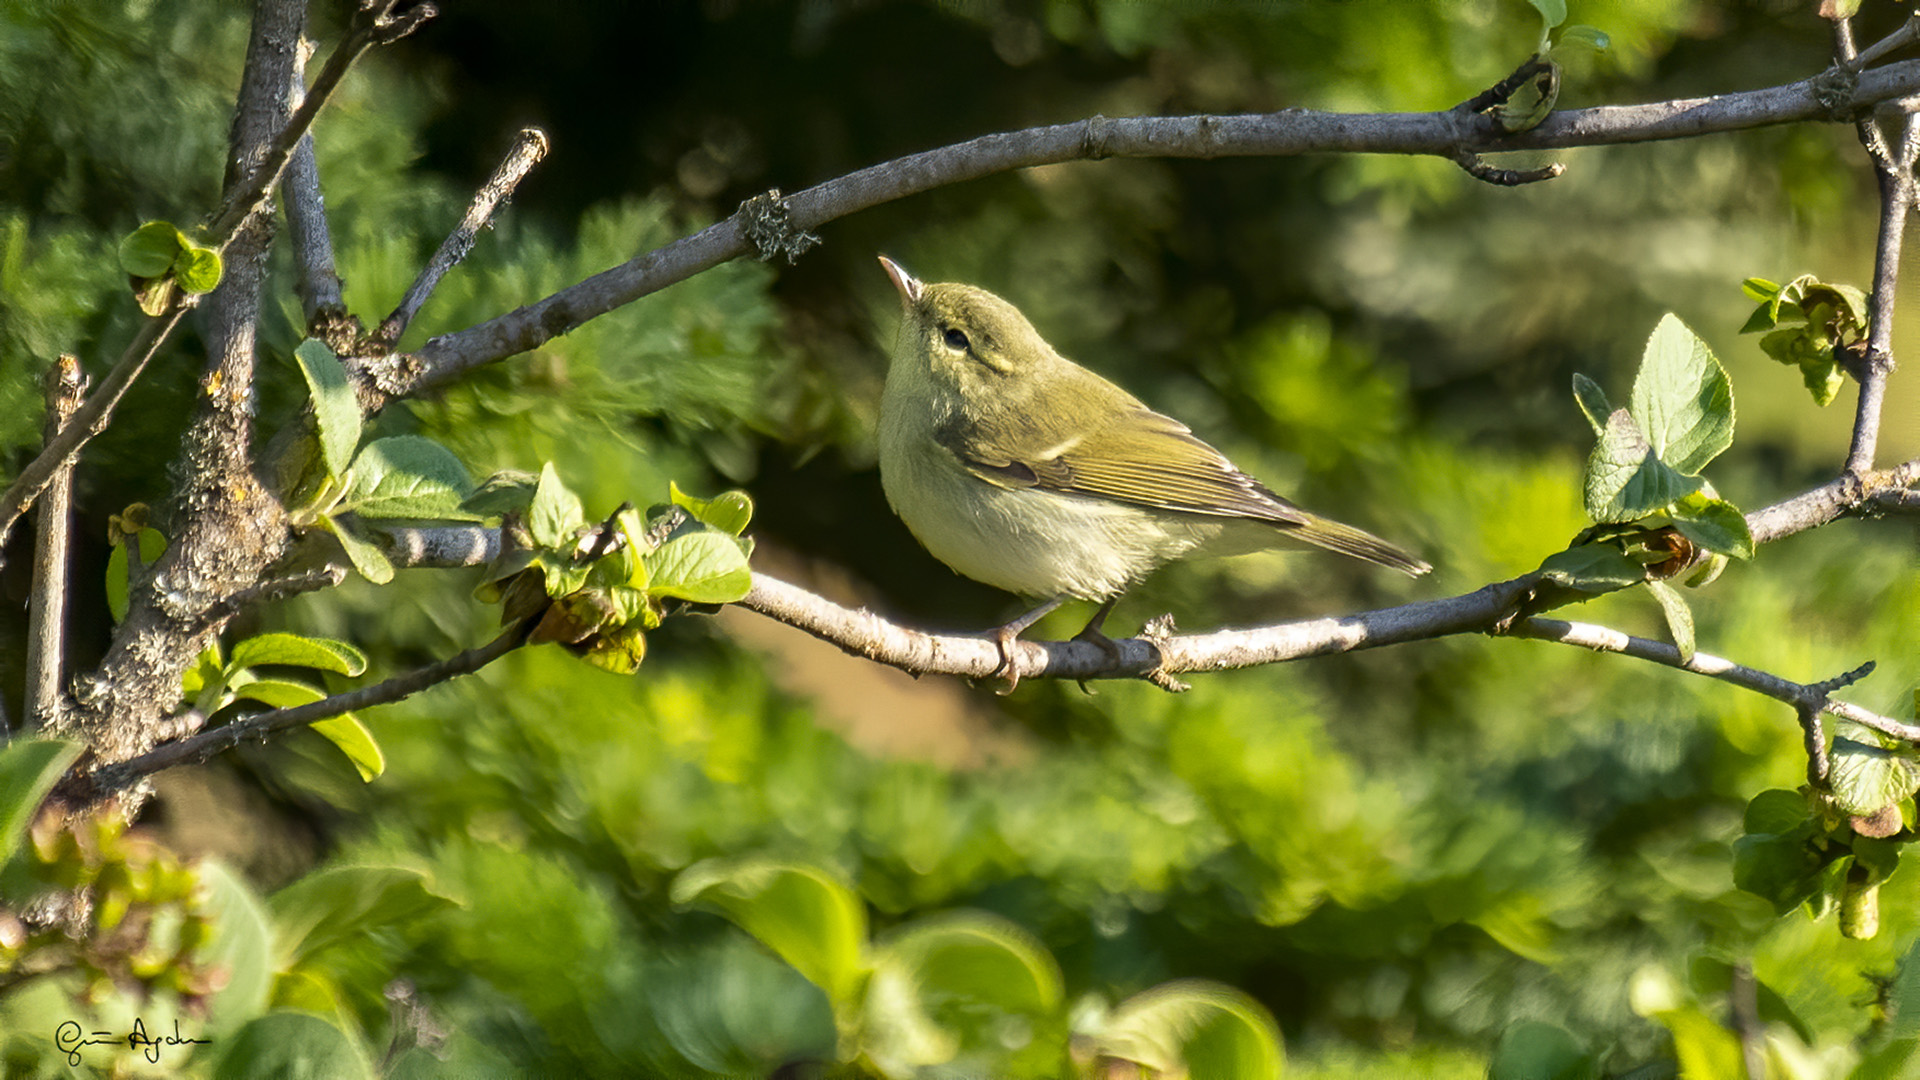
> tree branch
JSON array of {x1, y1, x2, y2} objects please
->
[
  {"x1": 59, "y1": 621, "x2": 530, "y2": 805},
  {"x1": 285, "y1": 35, "x2": 345, "y2": 324},
  {"x1": 372, "y1": 127, "x2": 550, "y2": 348},
  {"x1": 372, "y1": 58, "x2": 1920, "y2": 403},
  {"x1": 23, "y1": 356, "x2": 86, "y2": 732}
]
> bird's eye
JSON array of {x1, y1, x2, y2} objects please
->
[{"x1": 942, "y1": 327, "x2": 971, "y2": 351}]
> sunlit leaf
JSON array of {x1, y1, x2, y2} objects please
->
[
  {"x1": 201, "y1": 861, "x2": 277, "y2": 1034},
  {"x1": 322, "y1": 515, "x2": 395, "y2": 584},
  {"x1": 1090, "y1": 979, "x2": 1283, "y2": 1080},
  {"x1": 118, "y1": 220, "x2": 183, "y2": 278},
  {"x1": 1584, "y1": 408, "x2": 1701, "y2": 523},
  {"x1": 1570, "y1": 373, "x2": 1611, "y2": 436},
  {"x1": 671, "y1": 857, "x2": 868, "y2": 1013},
  {"x1": 1629, "y1": 314, "x2": 1734, "y2": 475},
  {"x1": 1668, "y1": 493, "x2": 1754, "y2": 560},
  {"x1": 1537, "y1": 542, "x2": 1645, "y2": 594},
  {"x1": 1646, "y1": 579, "x2": 1695, "y2": 663},
  {"x1": 231, "y1": 633, "x2": 368, "y2": 677},
  {"x1": 528, "y1": 461, "x2": 585, "y2": 550},
  {"x1": 174, "y1": 241, "x2": 223, "y2": 293},
  {"x1": 311, "y1": 715, "x2": 385, "y2": 782},
  {"x1": 670, "y1": 481, "x2": 754, "y2": 537},
  {"x1": 646, "y1": 530, "x2": 752, "y2": 604},
  {"x1": 863, "y1": 912, "x2": 1065, "y2": 1076},
  {"x1": 461, "y1": 469, "x2": 540, "y2": 518},
  {"x1": 1829, "y1": 737, "x2": 1920, "y2": 817},
  {"x1": 294, "y1": 340, "x2": 363, "y2": 481},
  {"x1": 342, "y1": 436, "x2": 476, "y2": 520},
  {"x1": 105, "y1": 526, "x2": 167, "y2": 622}
]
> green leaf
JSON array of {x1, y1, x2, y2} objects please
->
[
  {"x1": 118, "y1": 220, "x2": 184, "y2": 278},
  {"x1": 1536, "y1": 542, "x2": 1646, "y2": 594},
  {"x1": 1527, "y1": 0, "x2": 1567, "y2": 28},
  {"x1": 269, "y1": 865, "x2": 455, "y2": 971},
  {"x1": 863, "y1": 912, "x2": 1066, "y2": 1076},
  {"x1": 1554, "y1": 25, "x2": 1609, "y2": 53},
  {"x1": 1731, "y1": 829, "x2": 1825, "y2": 916},
  {"x1": 231, "y1": 633, "x2": 368, "y2": 677},
  {"x1": 1657, "y1": 1006, "x2": 1747, "y2": 1080},
  {"x1": 671, "y1": 857, "x2": 868, "y2": 1013},
  {"x1": 134, "y1": 273, "x2": 177, "y2": 316},
  {"x1": 212, "y1": 1011, "x2": 376, "y2": 1080},
  {"x1": 310, "y1": 716, "x2": 384, "y2": 782},
  {"x1": 105, "y1": 526, "x2": 167, "y2": 622},
  {"x1": 670, "y1": 481, "x2": 754, "y2": 536},
  {"x1": 581, "y1": 625, "x2": 648, "y2": 674},
  {"x1": 645, "y1": 530, "x2": 753, "y2": 604},
  {"x1": 1092, "y1": 980, "x2": 1284, "y2": 1080},
  {"x1": 528, "y1": 462, "x2": 585, "y2": 550},
  {"x1": 174, "y1": 242, "x2": 223, "y2": 294},
  {"x1": 1629, "y1": 314, "x2": 1734, "y2": 475},
  {"x1": 341, "y1": 436, "x2": 476, "y2": 520},
  {"x1": 461, "y1": 469, "x2": 540, "y2": 518},
  {"x1": 1646, "y1": 579, "x2": 1695, "y2": 663},
  {"x1": 1668, "y1": 493, "x2": 1755, "y2": 560},
  {"x1": 1802, "y1": 353, "x2": 1846, "y2": 407},
  {"x1": 1741, "y1": 277, "x2": 1783, "y2": 306},
  {"x1": 201, "y1": 861, "x2": 277, "y2": 1034},
  {"x1": 1830, "y1": 737, "x2": 1920, "y2": 817},
  {"x1": 1584, "y1": 409, "x2": 1702, "y2": 523},
  {"x1": 321, "y1": 515, "x2": 394, "y2": 584},
  {"x1": 229, "y1": 677, "x2": 324, "y2": 709},
  {"x1": 0, "y1": 738, "x2": 84, "y2": 865},
  {"x1": 1743, "y1": 789, "x2": 1810, "y2": 836},
  {"x1": 294, "y1": 340, "x2": 363, "y2": 481},
  {"x1": 1490, "y1": 1021, "x2": 1597, "y2": 1080},
  {"x1": 1570, "y1": 373, "x2": 1611, "y2": 436}
]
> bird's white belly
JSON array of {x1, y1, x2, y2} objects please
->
[{"x1": 881, "y1": 436, "x2": 1222, "y2": 600}]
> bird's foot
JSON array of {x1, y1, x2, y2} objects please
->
[{"x1": 983, "y1": 596, "x2": 1069, "y2": 694}]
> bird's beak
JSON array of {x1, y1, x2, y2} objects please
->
[{"x1": 878, "y1": 255, "x2": 923, "y2": 308}]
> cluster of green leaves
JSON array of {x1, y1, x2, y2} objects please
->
[
  {"x1": 115, "y1": 221, "x2": 221, "y2": 317},
  {"x1": 672, "y1": 856, "x2": 1281, "y2": 1078},
  {"x1": 474, "y1": 469, "x2": 754, "y2": 674},
  {"x1": 1741, "y1": 274, "x2": 1868, "y2": 407},
  {"x1": 288, "y1": 340, "x2": 486, "y2": 586},
  {"x1": 1537, "y1": 314, "x2": 1753, "y2": 659},
  {"x1": 1734, "y1": 701, "x2": 1920, "y2": 944},
  {"x1": 0, "y1": 738, "x2": 457, "y2": 1078}
]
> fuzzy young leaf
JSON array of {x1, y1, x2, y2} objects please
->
[
  {"x1": 1646, "y1": 580, "x2": 1695, "y2": 663},
  {"x1": 645, "y1": 530, "x2": 753, "y2": 604},
  {"x1": 1668, "y1": 493, "x2": 1754, "y2": 561},
  {"x1": 1584, "y1": 409, "x2": 1702, "y2": 523},
  {"x1": 174, "y1": 242, "x2": 223, "y2": 294},
  {"x1": 118, "y1": 220, "x2": 184, "y2": 278},
  {"x1": 105, "y1": 526, "x2": 167, "y2": 622},
  {"x1": 1830, "y1": 737, "x2": 1920, "y2": 817},
  {"x1": 342, "y1": 436, "x2": 476, "y2": 520},
  {"x1": 1630, "y1": 314, "x2": 1734, "y2": 475},
  {"x1": 528, "y1": 462, "x2": 585, "y2": 550},
  {"x1": 322, "y1": 515, "x2": 395, "y2": 584},
  {"x1": 231, "y1": 633, "x2": 368, "y2": 677},
  {"x1": 294, "y1": 340, "x2": 363, "y2": 481},
  {"x1": 669, "y1": 481, "x2": 754, "y2": 537}
]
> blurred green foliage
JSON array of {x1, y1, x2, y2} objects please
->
[{"x1": 2, "y1": 0, "x2": 1919, "y2": 1076}]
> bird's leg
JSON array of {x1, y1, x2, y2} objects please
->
[
  {"x1": 1071, "y1": 598, "x2": 1123, "y2": 662},
  {"x1": 987, "y1": 595, "x2": 1067, "y2": 690}
]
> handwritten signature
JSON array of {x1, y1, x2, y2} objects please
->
[{"x1": 54, "y1": 1018, "x2": 211, "y2": 1066}]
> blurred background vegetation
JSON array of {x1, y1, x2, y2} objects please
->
[{"x1": 2, "y1": 0, "x2": 1918, "y2": 1075}]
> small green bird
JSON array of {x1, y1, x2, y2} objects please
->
[{"x1": 877, "y1": 256, "x2": 1429, "y2": 674}]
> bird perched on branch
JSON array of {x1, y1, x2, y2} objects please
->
[{"x1": 877, "y1": 256, "x2": 1429, "y2": 683}]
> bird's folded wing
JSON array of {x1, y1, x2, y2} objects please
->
[{"x1": 940, "y1": 404, "x2": 1310, "y2": 525}]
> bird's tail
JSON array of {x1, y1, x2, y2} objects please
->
[{"x1": 1286, "y1": 512, "x2": 1432, "y2": 577}]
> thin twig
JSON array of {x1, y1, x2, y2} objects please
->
[
  {"x1": 64, "y1": 621, "x2": 530, "y2": 801},
  {"x1": 1847, "y1": 110, "x2": 1913, "y2": 474},
  {"x1": 23, "y1": 356, "x2": 87, "y2": 732},
  {"x1": 0, "y1": 305, "x2": 189, "y2": 565},
  {"x1": 1509, "y1": 618, "x2": 1919, "y2": 743},
  {"x1": 1849, "y1": 15, "x2": 1920, "y2": 72},
  {"x1": 284, "y1": 35, "x2": 344, "y2": 323},
  {"x1": 384, "y1": 59, "x2": 1920, "y2": 402},
  {"x1": 374, "y1": 127, "x2": 550, "y2": 347}
]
